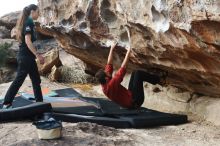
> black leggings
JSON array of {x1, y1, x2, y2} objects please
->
[
  {"x1": 3, "y1": 57, "x2": 43, "y2": 105},
  {"x1": 128, "y1": 70, "x2": 160, "y2": 108}
]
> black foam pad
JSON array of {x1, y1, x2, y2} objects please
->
[
  {"x1": 0, "y1": 97, "x2": 52, "y2": 122},
  {"x1": 42, "y1": 97, "x2": 103, "y2": 116},
  {"x1": 80, "y1": 97, "x2": 140, "y2": 116},
  {"x1": 54, "y1": 88, "x2": 82, "y2": 97},
  {"x1": 118, "y1": 108, "x2": 188, "y2": 128},
  {"x1": 0, "y1": 96, "x2": 33, "y2": 108},
  {"x1": 53, "y1": 108, "x2": 187, "y2": 128},
  {"x1": 53, "y1": 113, "x2": 131, "y2": 128}
]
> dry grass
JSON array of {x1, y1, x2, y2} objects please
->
[
  {"x1": 58, "y1": 66, "x2": 97, "y2": 84},
  {"x1": 71, "y1": 83, "x2": 94, "y2": 91}
]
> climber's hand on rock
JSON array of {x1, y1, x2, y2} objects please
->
[
  {"x1": 126, "y1": 46, "x2": 132, "y2": 52},
  {"x1": 111, "y1": 41, "x2": 117, "y2": 49}
]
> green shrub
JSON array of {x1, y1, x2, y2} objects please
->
[{"x1": 0, "y1": 42, "x2": 13, "y2": 67}]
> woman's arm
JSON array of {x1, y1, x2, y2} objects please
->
[
  {"x1": 107, "y1": 41, "x2": 117, "y2": 65},
  {"x1": 25, "y1": 34, "x2": 44, "y2": 64}
]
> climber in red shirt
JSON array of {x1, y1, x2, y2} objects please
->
[{"x1": 95, "y1": 41, "x2": 167, "y2": 109}]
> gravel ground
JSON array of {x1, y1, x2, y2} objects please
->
[{"x1": 0, "y1": 78, "x2": 220, "y2": 146}]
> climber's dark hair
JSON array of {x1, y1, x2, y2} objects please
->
[
  {"x1": 16, "y1": 4, "x2": 38, "y2": 42},
  {"x1": 95, "y1": 69, "x2": 107, "y2": 84}
]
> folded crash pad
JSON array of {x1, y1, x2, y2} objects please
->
[{"x1": 0, "y1": 96, "x2": 52, "y2": 122}]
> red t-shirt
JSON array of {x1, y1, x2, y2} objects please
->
[{"x1": 101, "y1": 64, "x2": 133, "y2": 108}]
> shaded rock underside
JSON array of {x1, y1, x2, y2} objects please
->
[{"x1": 36, "y1": 0, "x2": 220, "y2": 97}]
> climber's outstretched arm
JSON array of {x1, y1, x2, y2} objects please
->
[
  {"x1": 121, "y1": 26, "x2": 132, "y2": 68},
  {"x1": 121, "y1": 47, "x2": 131, "y2": 68},
  {"x1": 107, "y1": 41, "x2": 117, "y2": 65}
]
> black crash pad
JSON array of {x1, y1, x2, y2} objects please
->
[
  {"x1": 20, "y1": 88, "x2": 81, "y2": 100},
  {"x1": 18, "y1": 89, "x2": 188, "y2": 128},
  {"x1": 44, "y1": 96, "x2": 188, "y2": 128},
  {"x1": 20, "y1": 90, "x2": 103, "y2": 116},
  {"x1": 53, "y1": 97, "x2": 188, "y2": 128},
  {"x1": 53, "y1": 108, "x2": 187, "y2": 128},
  {"x1": 81, "y1": 97, "x2": 188, "y2": 128},
  {"x1": 23, "y1": 88, "x2": 103, "y2": 116},
  {"x1": 20, "y1": 88, "x2": 59, "y2": 100},
  {"x1": 80, "y1": 97, "x2": 140, "y2": 116},
  {"x1": 0, "y1": 96, "x2": 52, "y2": 122},
  {"x1": 53, "y1": 113, "x2": 131, "y2": 128},
  {"x1": 117, "y1": 109, "x2": 187, "y2": 128},
  {"x1": 54, "y1": 88, "x2": 82, "y2": 97},
  {"x1": 43, "y1": 97, "x2": 103, "y2": 116}
]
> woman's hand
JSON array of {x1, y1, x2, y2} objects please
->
[
  {"x1": 37, "y1": 54, "x2": 45, "y2": 65},
  {"x1": 25, "y1": 34, "x2": 44, "y2": 64}
]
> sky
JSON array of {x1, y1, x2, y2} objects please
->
[{"x1": 0, "y1": 0, "x2": 37, "y2": 17}]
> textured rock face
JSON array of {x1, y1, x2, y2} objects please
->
[
  {"x1": 37, "y1": 49, "x2": 62, "y2": 75},
  {"x1": 0, "y1": 26, "x2": 10, "y2": 39},
  {"x1": 0, "y1": 39, "x2": 19, "y2": 64},
  {"x1": 0, "y1": 11, "x2": 20, "y2": 30},
  {"x1": 0, "y1": 12, "x2": 20, "y2": 39},
  {"x1": 38, "y1": 0, "x2": 220, "y2": 97},
  {"x1": 0, "y1": 39, "x2": 18, "y2": 83}
]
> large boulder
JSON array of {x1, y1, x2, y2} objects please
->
[
  {"x1": 0, "y1": 26, "x2": 10, "y2": 39},
  {"x1": 37, "y1": 0, "x2": 220, "y2": 98},
  {"x1": 48, "y1": 65, "x2": 61, "y2": 81},
  {"x1": 0, "y1": 11, "x2": 52, "y2": 40},
  {"x1": 0, "y1": 11, "x2": 19, "y2": 39},
  {"x1": 58, "y1": 50, "x2": 96, "y2": 83},
  {"x1": 0, "y1": 67, "x2": 16, "y2": 84},
  {"x1": 37, "y1": 49, "x2": 62, "y2": 75},
  {"x1": 0, "y1": 39, "x2": 19, "y2": 64},
  {"x1": 0, "y1": 39, "x2": 18, "y2": 83},
  {"x1": 0, "y1": 11, "x2": 20, "y2": 30},
  {"x1": 34, "y1": 39, "x2": 62, "y2": 75}
]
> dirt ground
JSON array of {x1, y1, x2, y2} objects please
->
[
  {"x1": 1, "y1": 121, "x2": 220, "y2": 146},
  {"x1": 1, "y1": 78, "x2": 220, "y2": 146}
]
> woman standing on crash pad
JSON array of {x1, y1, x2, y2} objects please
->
[{"x1": 2, "y1": 4, "x2": 45, "y2": 109}]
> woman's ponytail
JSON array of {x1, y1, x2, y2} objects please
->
[{"x1": 16, "y1": 4, "x2": 38, "y2": 43}]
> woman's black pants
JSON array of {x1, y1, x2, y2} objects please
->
[
  {"x1": 3, "y1": 57, "x2": 43, "y2": 105},
  {"x1": 128, "y1": 70, "x2": 160, "y2": 109}
]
